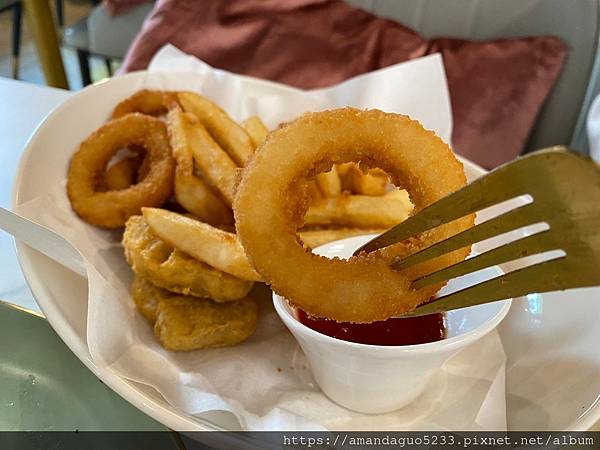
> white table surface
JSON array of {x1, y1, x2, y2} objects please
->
[{"x1": 0, "y1": 77, "x2": 72, "y2": 313}]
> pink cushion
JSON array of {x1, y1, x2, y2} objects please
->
[
  {"x1": 430, "y1": 37, "x2": 567, "y2": 168},
  {"x1": 121, "y1": 0, "x2": 567, "y2": 168},
  {"x1": 102, "y1": 0, "x2": 150, "y2": 17}
]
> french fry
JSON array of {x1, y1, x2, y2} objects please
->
[
  {"x1": 335, "y1": 162, "x2": 352, "y2": 179},
  {"x1": 124, "y1": 217, "x2": 252, "y2": 302},
  {"x1": 187, "y1": 118, "x2": 238, "y2": 205},
  {"x1": 167, "y1": 109, "x2": 233, "y2": 224},
  {"x1": 338, "y1": 163, "x2": 389, "y2": 196},
  {"x1": 298, "y1": 227, "x2": 386, "y2": 249},
  {"x1": 349, "y1": 166, "x2": 389, "y2": 196},
  {"x1": 143, "y1": 207, "x2": 262, "y2": 281},
  {"x1": 178, "y1": 91, "x2": 254, "y2": 166},
  {"x1": 305, "y1": 190, "x2": 413, "y2": 228},
  {"x1": 169, "y1": 109, "x2": 238, "y2": 205},
  {"x1": 104, "y1": 155, "x2": 142, "y2": 191},
  {"x1": 242, "y1": 116, "x2": 269, "y2": 147},
  {"x1": 315, "y1": 166, "x2": 342, "y2": 197},
  {"x1": 137, "y1": 149, "x2": 152, "y2": 180},
  {"x1": 174, "y1": 167, "x2": 234, "y2": 225}
]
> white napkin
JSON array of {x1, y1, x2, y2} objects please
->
[{"x1": 13, "y1": 44, "x2": 506, "y2": 431}]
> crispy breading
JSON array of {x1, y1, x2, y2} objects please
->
[
  {"x1": 131, "y1": 274, "x2": 161, "y2": 322},
  {"x1": 131, "y1": 275, "x2": 258, "y2": 351},
  {"x1": 123, "y1": 215, "x2": 253, "y2": 302}
]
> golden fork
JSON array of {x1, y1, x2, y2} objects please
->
[{"x1": 354, "y1": 147, "x2": 600, "y2": 316}]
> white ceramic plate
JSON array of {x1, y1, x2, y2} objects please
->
[{"x1": 12, "y1": 72, "x2": 600, "y2": 431}]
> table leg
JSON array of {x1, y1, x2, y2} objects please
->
[{"x1": 23, "y1": 0, "x2": 69, "y2": 89}]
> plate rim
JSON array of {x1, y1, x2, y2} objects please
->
[{"x1": 10, "y1": 71, "x2": 600, "y2": 432}]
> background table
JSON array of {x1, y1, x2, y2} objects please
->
[{"x1": 0, "y1": 77, "x2": 70, "y2": 312}]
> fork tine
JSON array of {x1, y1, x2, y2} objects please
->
[
  {"x1": 405, "y1": 257, "x2": 572, "y2": 316},
  {"x1": 411, "y1": 229, "x2": 556, "y2": 289},
  {"x1": 391, "y1": 203, "x2": 536, "y2": 270},
  {"x1": 353, "y1": 174, "x2": 524, "y2": 255},
  {"x1": 354, "y1": 148, "x2": 573, "y2": 256}
]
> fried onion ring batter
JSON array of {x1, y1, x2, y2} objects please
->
[
  {"x1": 67, "y1": 113, "x2": 175, "y2": 228},
  {"x1": 234, "y1": 108, "x2": 474, "y2": 323},
  {"x1": 111, "y1": 89, "x2": 179, "y2": 119}
]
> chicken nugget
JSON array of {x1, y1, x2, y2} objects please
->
[
  {"x1": 123, "y1": 215, "x2": 253, "y2": 302},
  {"x1": 131, "y1": 274, "x2": 160, "y2": 322},
  {"x1": 131, "y1": 275, "x2": 258, "y2": 350}
]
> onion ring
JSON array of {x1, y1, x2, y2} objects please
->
[
  {"x1": 111, "y1": 89, "x2": 179, "y2": 119},
  {"x1": 234, "y1": 108, "x2": 474, "y2": 323},
  {"x1": 67, "y1": 113, "x2": 175, "y2": 228}
]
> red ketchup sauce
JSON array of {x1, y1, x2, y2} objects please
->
[{"x1": 296, "y1": 310, "x2": 446, "y2": 346}]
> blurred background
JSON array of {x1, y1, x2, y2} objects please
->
[
  {"x1": 1, "y1": 0, "x2": 599, "y2": 161},
  {"x1": 0, "y1": 0, "x2": 116, "y2": 89}
]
